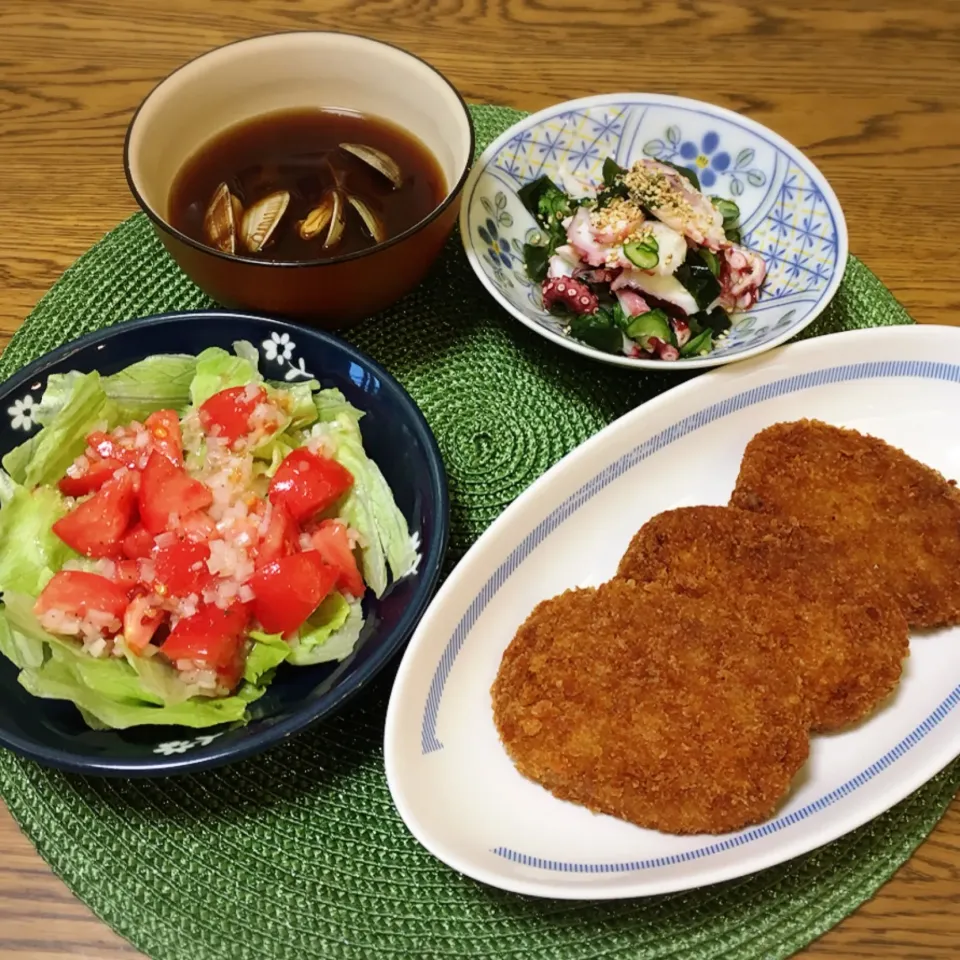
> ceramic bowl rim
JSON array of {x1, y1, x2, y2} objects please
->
[
  {"x1": 0, "y1": 309, "x2": 450, "y2": 776},
  {"x1": 123, "y1": 31, "x2": 476, "y2": 270},
  {"x1": 458, "y1": 91, "x2": 849, "y2": 371}
]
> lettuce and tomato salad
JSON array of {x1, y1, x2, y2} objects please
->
[{"x1": 0, "y1": 342, "x2": 418, "y2": 730}]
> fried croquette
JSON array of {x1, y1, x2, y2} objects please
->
[
  {"x1": 730, "y1": 419, "x2": 960, "y2": 628},
  {"x1": 491, "y1": 579, "x2": 810, "y2": 835},
  {"x1": 617, "y1": 506, "x2": 909, "y2": 731}
]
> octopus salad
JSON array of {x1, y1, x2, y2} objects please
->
[{"x1": 520, "y1": 157, "x2": 768, "y2": 360}]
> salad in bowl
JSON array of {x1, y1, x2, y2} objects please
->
[
  {"x1": 520, "y1": 157, "x2": 766, "y2": 361},
  {"x1": 0, "y1": 341, "x2": 417, "y2": 731}
]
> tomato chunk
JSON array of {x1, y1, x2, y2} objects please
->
[
  {"x1": 309, "y1": 519, "x2": 365, "y2": 598},
  {"x1": 121, "y1": 522, "x2": 155, "y2": 560},
  {"x1": 35, "y1": 570, "x2": 129, "y2": 623},
  {"x1": 58, "y1": 458, "x2": 123, "y2": 497},
  {"x1": 151, "y1": 540, "x2": 212, "y2": 596},
  {"x1": 85, "y1": 431, "x2": 143, "y2": 470},
  {"x1": 123, "y1": 595, "x2": 166, "y2": 654},
  {"x1": 199, "y1": 385, "x2": 267, "y2": 444},
  {"x1": 145, "y1": 409, "x2": 183, "y2": 466},
  {"x1": 138, "y1": 451, "x2": 213, "y2": 535},
  {"x1": 249, "y1": 551, "x2": 338, "y2": 635},
  {"x1": 256, "y1": 501, "x2": 299, "y2": 568},
  {"x1": 113, "y1": 559, "x2": 141, "y2": 593},
  {"x1": 52, "y1": 470, "x2": 137, "y2": 557},
  {"x1": 176, "y1": 510, "x2": 218, "y2": 542},
  {"x1": 268, "y1": 449, "x2": 353, "y2": 523},
  {"x1": 160, "y1": 603, "x2": 251, "y2": 680}
]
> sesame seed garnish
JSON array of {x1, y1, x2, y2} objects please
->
[{"x1": 624, "y1": 162, "x2": 694, "y2": 224}]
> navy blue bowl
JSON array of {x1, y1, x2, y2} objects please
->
[{"x1": 0, "y1": 311, "x2": 448, "y2": 776}]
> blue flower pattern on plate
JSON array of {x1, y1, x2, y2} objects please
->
[
  {"x1": 463, "y1": 97, "x2": 846, "y2": 367},
  {"x1": 476, "y1": 192, "x2": 537, "y2": 293},
  {"x1": 678, "y1": 132, "x2": 729, "y2": 187},
  {"x1": 643, "y1": 125, "x2": 768, "y2": 197}
]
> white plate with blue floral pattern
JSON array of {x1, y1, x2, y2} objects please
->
[
  {"x1": 385, "y1": 325, "x2": 960, "y2": 899},
  {"x1": 459, "y1": 93, "x2": 848, "y2": 369}
]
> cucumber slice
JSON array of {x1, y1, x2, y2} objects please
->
[
  {"x1": 624, "y1": 308, "x2": 672, "y2": 346},
  {"x1": 680, "y1": 328, "x2": 714, "y2": 357},
  {"x1": 623, "y1": 236, "x2": 659, "y2": 270},
  {"x1": 710, "y1": 197, "x2": 740, "y2": 225},
  {"x1": 701, "y1": 249, "x2": 720, "y2": 277}
]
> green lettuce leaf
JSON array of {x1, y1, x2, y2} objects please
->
[
  {"x1": 244, "y1": 631, "x2": 292, "y2": 684},
  {"x1": 0, "y1": 608, "x2": 43, "y2": 670},
  {"x1": 249, "y1": 383, "x2": 319, "y2": 465},
  {"x1": 1, "y1": 594, "x2": 262, "y2": 730},
  {"x1": 2, "y1": 372, "x2": 118, "y2": 487},
  {"x1": 232, "y1": 340, "x2": 261, "y2": 370},
  {"x1": 17, "y1": 655, "x2": 253, "y2": 729},
  {"x1": 288, "y1": 593, "x2": 362, "y2": 665},
  {"x1": 0, "y1": 483, "x2": 76, "y2": 594},
  {"x1": 253, "y1": 434, "x2": 298, "y2": 480},
  {"x1": 118, "y1": 641, "x2": 216, "y2": 705},
  {"x1": 101, "y1": 354, "x2": 197, "y2": 420},
  {"x1": 313, "y1": 388, "x2": 364, "y2": 425},
  {"x1": 189, "y1": 344, "x2": 262, "y2": 407},
  {"x1": 282, "y1": 381, "x2": 320, "y2": 431},
  {"x1": 0, "y1": 468, "x2": 16, "y2": 507},
  {"x1": 319, "y1": 413, "x2": 417, "y2": 596}
]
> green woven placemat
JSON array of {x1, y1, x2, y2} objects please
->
[{"x1": 1, "y1": 103, "x2": 958, "y2": 960}]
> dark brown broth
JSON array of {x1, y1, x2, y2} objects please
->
[{"x1": 168, "y1": 109, "x2": 446, "y2": 261}]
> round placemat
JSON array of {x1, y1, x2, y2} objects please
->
[{"x1": 1, "y1": 104, "x2": 958, "y2": 960}]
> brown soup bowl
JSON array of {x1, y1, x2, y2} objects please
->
[{"x1": 124, "y1": 32, "x2": 474, "y2": 327}]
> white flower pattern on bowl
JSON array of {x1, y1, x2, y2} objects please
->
[
  {"x1": 7, "y1": 394, "x2": 37, "y2": 431},
  {"x1": 153, "y1": 733, "x2": 223, "y2": 755},
  {"x1": 260, "y1": 332, "x2": 315, "y2": 381},
  {"x1": 460, "y1": 95, "x2": 847, "y2": 369},
  {"x1": 263, "y1": 331, "x2": 295, "y2": 362}
]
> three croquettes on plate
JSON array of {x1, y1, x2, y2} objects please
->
[{"x1": 385, "y1": 324, "x2": 960, "y2": 899}]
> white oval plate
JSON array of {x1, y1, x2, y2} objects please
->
[
  {"x1": 385, "y1": 324, "x2": 960, "y2": 900},
  {"x1": 458, "y1": 93, "x2": 848, "y2": 370}
]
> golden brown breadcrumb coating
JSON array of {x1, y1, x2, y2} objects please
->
[
  {"x1": 492, "y1": 580, "x2": 809, "y2": 835},
  {"x1": 617, "y1": 505, "x2": 909, "y2": 732},
  {"x1": 730, "y1": 419, "x2": 960, "y2": 629}
]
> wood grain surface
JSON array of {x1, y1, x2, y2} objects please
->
[{"x1": 1, "y1": 1, "x2": 959, "y2": 957}]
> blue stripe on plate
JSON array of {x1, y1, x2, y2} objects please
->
[{"x1": 491, "y1": 682, "x2": 960, "y2": 873}]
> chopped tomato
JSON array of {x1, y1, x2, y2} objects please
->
[
  {"x1": 256, "y1": 501, "x2": 299, "y2": 568},
  {"x1": 145, "y1": 409, "x2": 183, "y2": 466},
  {"x1": 121, "y1": 523, "x2": 155, "y2": 560},
  {"x1": 58, "y1": 458, "x2": 123, "y2": 497},
  {"x1": 268, "y1": 449, "x2": 353, "y2": 523},
  {"x1": 114, "y1": 559, "x2": 141, "y2": 593},
  {"x1": 309, "y1": 519, "x2": 365, "y2": 598},
  {"x1": 175, "y1": 510, "x2": 218, "y2": 541},
  {"x1": 85, "y1": 431, "x2": 143, "y2": 470},
  {"x1": 249, "y1": 551, "x2": 338, "y2": 635},
  {"x1": 199, "y1": 385, "x2": 267, "y2": 444},
  {"x1": 138, "y1": 451, "x2": 213, "y2": 535},
  {"x1": 52, "y1": 470, "x2": 138, "y2": 557},
  {"x1": 123, "y1": 595, "x2": 166, "y2": 654},
  {"x1": 160, "y1": 603, "x2": 251, "y2": 683},
  {"x1": 34, "y1": 570, "x2": 129, "y2": 622},
  {"x1": 151, "y1": 539, "x2": 212, "y2": 596}
]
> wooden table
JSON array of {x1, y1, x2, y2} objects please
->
[{"x1": 1, "y1": 1, "x2": 959, "y2": 957}]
